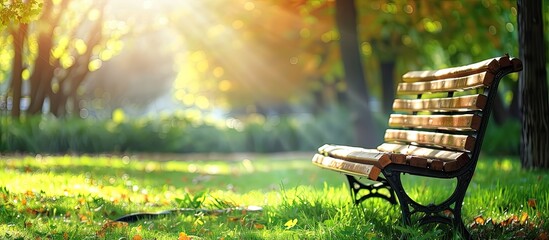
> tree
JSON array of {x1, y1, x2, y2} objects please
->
[
  {"x1": 335, "y1": 0, "x2": 377, "y2": 147},
  {"x1": 2, "y1": 0, "x2": 124, "y2": 118},
  {"x1": 517, "y1": 0, "x2": 549, "y2": 169},
  {"x1": 26, "y1": 0, "x2": 107, "y2": 116},
  {"x1": 9, "y1": 23, "x2": 27, "y2": 117},
  {"x1": 2, "y1": 0, "x2": 40, "y2": 117}
]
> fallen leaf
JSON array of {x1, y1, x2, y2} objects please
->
[
  {"x1": 79, "y1": 214, "x2": 88, "y2": 222},
  {"x1": 254, "y1": 223, "x2": 265, "y2": 230},
  {"x1": 132, "y1": 235, "x2": 143, "y2": 240},
  {"x1": 520, "y1": 212, "x2": 528, "y2": 224},
  {"x1": 528, "y1": 199, "x2": 537, "y2": 209},
  {"x1": 474, "y1": 215, "x2": 485, "y2": 225},
  {"x1": 26, "y1": 208, "x2": 39, "y2": 215},
  {"x1": 284, "y1": 218, "x2": 298, "y2": 230},
  {"x1": 179, "y1": 232, "x2": 191, "y2": 240},
  {"x1": 102, "y1": 220, "x2": 128, "y2": 229},
  {"x1": 500, "y1": 215, "x2": 518, "y2": 227},
  {"x1": 538, "y1": 231, "x2": 548, "y2": 240},
  {"x1": 63, "y1": 232, "x2": 69, "y2": 240},
  {"x1": 443, "y1": 210, "x2": 454, "y2": 218}
]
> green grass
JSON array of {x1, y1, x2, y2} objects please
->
[{"x1": 0, "y1": 154, "x2": 547, "y2": 239}]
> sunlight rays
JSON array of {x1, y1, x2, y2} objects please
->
[{"x1": 171, "y1": 1, "x2": 309, "y2": 111}]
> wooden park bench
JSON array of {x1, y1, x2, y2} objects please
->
[{"x1": 312, "y1": 55, "x2": 522, "y2": 238}]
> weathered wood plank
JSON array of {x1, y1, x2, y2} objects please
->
[
  {"x1": 377, "y1": 143, "x2": 469, "y2": 165},
  {"x1": 388, "y1": 114, "x2": 482, "y2": 131},
  {"x1": 384, "y1": 129, "x2": 476, "y2": 151},
  {"x1": 402, "y1": 57, "x2": 502, "y2": 82},
  {"x1": 511, "y1": 58, "x2": 523, "y2": 71},
  {"x1": 392, "y1": 94, "x2": 487, "y2": 112},
  {"x1": 408, "y1": 156, "x2": 428, "y2": 168},
  {"x1": 428, "y1": 159, "x2": 445, "y2": 171},
  {"x1": 318, "y1": 144, "x2": 392, "y2": 168},
  {"x1": 397, "y1": 71, "x2": 494, "y2": 95},
  {"x1": 312, "y1": 154, "x2": 381, "y2": 180}
]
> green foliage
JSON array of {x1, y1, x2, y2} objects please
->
[
  {"x1": 0, "y1": 0, "x2": 42, "y2": 26},
  {"x1": 0, "y1": 107, "x2": 355, "y2": 154},
  {"x1": 0, "y1": 106, "x2": 518, "y2": 155},
  {"x1": 175, "y1": 191, "x2": 208, "y2": 209}
]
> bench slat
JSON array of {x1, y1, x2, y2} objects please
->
[
  {"x1": 384, "y1": 129, "x2": 476, "y2": 151},
  {"x1": 406, "y1": 156, "x2": 461, "y2": 171},
  {"x1": 511, "y1": 58, "x2": 523, "y2": 71},
  {"x1": 388, "y1": 114, "x2": 482, "y2": 131},
  {"x1": 318, "y1": 144, "x2": 392, "y2": 168},
  {"x1": 377, "y1": 143, "x2": 469, "y2": 164},
  {"x1": 392, "y1": 94, "x2": 487, "y2": 112},
  {"x1": 312, "y1": 154, "x2": 381, "y2": 180},
  {"x1": 397, "y1": 71, "x2": 494, "y2": 95},
  {"x1": 402, "y1": 57, "x2": 502, "y2": 82}
]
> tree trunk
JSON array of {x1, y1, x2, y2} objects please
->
[
  {"x1": 518, "y1": 0, "x2": 549, "y2": 169},
  {"x1": 27, "y1": 30, "x2": 56, "y2": 115},
  {"x1": 49, "y1": 91, "x2": 64, "y2": 117},
  {"x1": 27, "y1": 0, "x2": 69, "y2": 115},
  {"x1": 380, "y1": 61, "x2": 396, "y2": 115},
  {"x1": 335, "y1": 0, "x2": 377, "y2": 147},
  {"x1": 58, "y1": 4, "x2": 103, "y2": 117},
  {"x1": 10, "y1": 24, "x2": 27, "y2": 118}
]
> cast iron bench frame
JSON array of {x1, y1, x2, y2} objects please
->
[{"x1": 312, "y1": 55, "x2": 522, "y2": 239}]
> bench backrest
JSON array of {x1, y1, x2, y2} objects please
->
[{"x1": 377, "y1": 55, "x2": 522, "y2": 172}]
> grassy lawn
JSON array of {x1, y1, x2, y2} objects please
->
[{"x1": 0, "y1": 154, "x2": 547, "y2": 239}]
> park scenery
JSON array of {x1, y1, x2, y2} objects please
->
[{"x1": 1, "y1": 0, "x2": 548, "y2": 239}]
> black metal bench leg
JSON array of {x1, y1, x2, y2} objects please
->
[
  {"x1": 451, "y1": 171, "x2": 474, "y2": 240},
  {"x1": 384, "y1": 169, "x2": 474, "y2": 239},
  {"x1": 345, "y1": 175, "x2": 397, "y2": 205},
  {"x1": 383, "y1": 171, "x2": 412, "y2": 226}
]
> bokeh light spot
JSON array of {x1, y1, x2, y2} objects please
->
[
  {"x1": 289, "y1": 57, "x2": 298, "y2": 65},
  {"x1": 244, "y1": 2, "x2": 255, "y2": 11},
  {"x1": 74, "y1": 39, "x2": 87, "y2": 55},
  {"x1": 361, "y1": 42, "x2": 372, "y2": 56},
  {"x1": 218, "y1": 80, "x2": 232, "y2": 92},
  {"x1": 88, "y1": 59, "x2": 102, "y2": 72},
  {"x1": 488, "y1": 25, "x2": 497, "y2": 35},
  {"x1": 213, "y1": 67, "x2": 224, "y2": 78}
]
